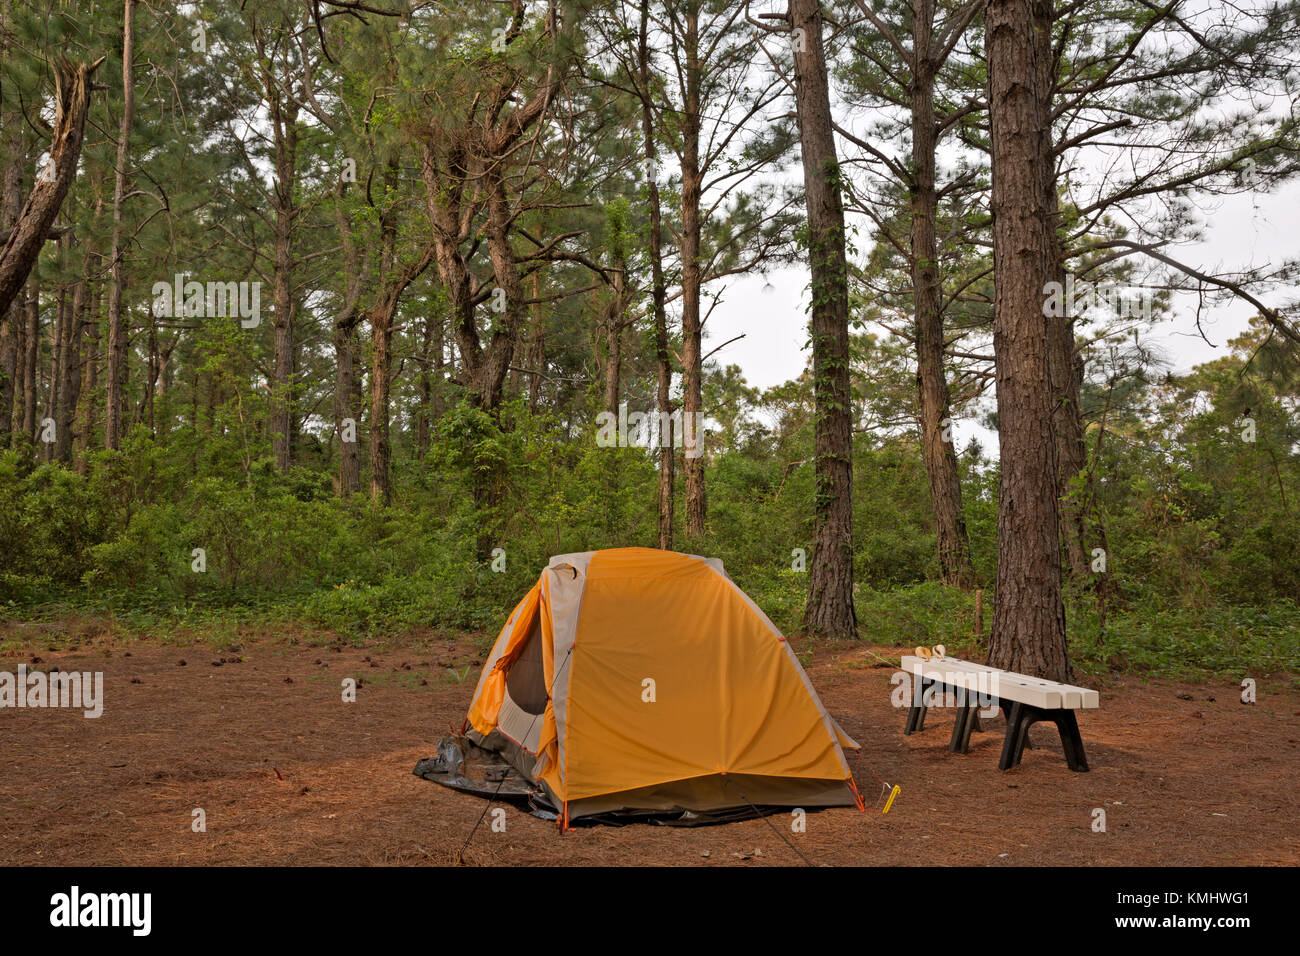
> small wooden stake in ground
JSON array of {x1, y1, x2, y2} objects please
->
[{"x1": 974, "y1": 589, "x2": 983, "y2": 638}]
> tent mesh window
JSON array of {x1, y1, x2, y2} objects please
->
[{"x1": 505, "y1": 615, "x2": 547, "y2": 716}]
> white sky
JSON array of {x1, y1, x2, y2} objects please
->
[{"x1": 704, "y1": 179, "x2": 1300, "y2": 456}]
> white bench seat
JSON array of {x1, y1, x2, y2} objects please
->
[
  {"x1": 901, "y1": 655, "x2": 1100, "y2": 710},
  {"x1": 899, "y1": 654, "x2": 1098, "y2": 772}
]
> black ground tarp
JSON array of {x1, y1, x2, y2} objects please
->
[{"x1": 412, "y1": 735, "x2": 796, "y2": 827}]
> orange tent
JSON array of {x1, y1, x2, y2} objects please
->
[{"x1": 454, "y1": 547, "x2": 864, "y2": 826}]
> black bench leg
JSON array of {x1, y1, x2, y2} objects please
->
[
  {"x1": 947, "y1": 704, "x2": 966, "y2": 751},
  {"x1": 949, "y1": 704, "x2": 978, "y2": 754},
  {"x1": 998, "y1": 702, "x2": 1035, "y2": 770},
  {"x1": 999, "y1": 700, "x2": 1031, "y2": 749},
  {"x1": 904, "y1": 704, "x2": 922, "y2": 734},
  {"x1": 904, "y1": 679, "x2": 931, "y2": 735},
  {"x1": 999, "y1": 704, "x2": 1089, "y2": 771},
  {"x1": 1053, "y1": 710, "x2": 1090, "y2": 772}
]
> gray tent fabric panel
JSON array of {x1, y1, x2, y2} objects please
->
[
  {"x1": 539, "y1": 552, "x2": 592, "y2": 787},
  {"x1": 466, "y1": 728, "x2": 542, "y2": 784},
  {"x1": 497, "y1": 689, "x2": 544, "y2": 754}
]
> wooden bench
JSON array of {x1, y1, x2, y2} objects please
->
[{"x1": 900, "y1": 655, "x2": 1099, "y2": 772}]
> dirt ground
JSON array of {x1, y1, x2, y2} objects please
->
[{"x1": 2, "y1": 616, "x2": 1296, "y2": 867}]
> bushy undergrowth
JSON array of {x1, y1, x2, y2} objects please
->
[{"x1": 2, "y1": 382, "x2": 1297, "y2": 681}]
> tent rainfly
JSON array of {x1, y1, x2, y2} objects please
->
[{"x1": 415, "y1": 548, "x2": 866, "y2": 827}]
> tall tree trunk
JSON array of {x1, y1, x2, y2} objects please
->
[
  {"x1": 155, "y1": 333, "x2": 175, "y2": 425},
  {"x1": 74, "y1": 280, "x2": 100, "y2": 472},
  {"x1": 911, "y1": 2, "x2": 976, "y2": 588},
  {"x1": 365, "y1": 163, "x2": 430, "y2": 505},
  {"x1": 104, "y1": 6, "x2": 133, "y2": 451},
  {"x1": 189, "y1": 361, "x2": 200, "y2": 437},
  {"x1": 57, "y1": 258, "x2": 90, "y2": 463},
  {"x1": 269, "y1": 98, "x2": 298, "y2": 472},
  {"x1": 480, "y1": 169, "x2": 528, "y2": 414},
  {"x1": 432, "y1": 309, "x2": 448, "y2": 421},
  {"x1": 332, "y1": 179, "x2": 363, "y2": 496},
  {"x1": 424, "y1": 159, "x2": 532, "y2": 427},
  {"x1": 985, "y1": 0, "x2": 1070, "y2": 681},
  {"x1": 1045, "y1": 182, "x2": 1090, "y2": 577},
  {"x1": 424, "y1": 146, "x2": 482, "y2": 417},
  {"x1": 602, "y1": 254, "x2": 625, "y2": 415},
  {"x1": 0, "y1": 317, "x2": 13, "y2": 446},
  {"x1": 455, "y1": 166, "x2": 531, "y2": 553},
  {"x1": 508, "y1": 322, "x2": 524, "y2": 395},
  {"x1": 105, "y1": 5, "x2": 134, "y2": 451},
  {"x1": 0, "y1": 127, "x2": 19, "y2": 447},
  {"x1": 9, "y1": 286, "x2": 24, "y2": 439},
  {"x1": 0, "y1": 1, "x2": 20, "y2": 447},
  {"x1": 416, "y1": 307, "x2": 442, "y2": 463},
  {"x1": 679, "y1": 5, "x2": 706, "y2": 537},
  {"x1": 144, "y1": 312, "x2": 158, "y2": 435},
  {"x1": 366, "y1": 174, "x2": 400, "y2": 506},
  {"x1": 333, "y1": 322, "x2": 360, "y2": 494},
  {"x1": 21, "y1": 275, "x2": 38, "y2": 442},
  {"x1": 524, "y1": 278, "x2": 544, "y2": 415},
  {"x1": 368, "y1": 311, "x2": 392, "y2": 503},
  {"x1": 205, "y1": 366, "x2": 217, "y2": 435},
  {"x1": 416, "y1": 338, "x2": 432, "y2": 462},
  {"x1": 424, "y1": 151, "x2": 527, "y2": 553},
  {"x1": 44, "y1": 251, "x2": 67, "y2": 461},
  {"x1": 793, "y1": 0, "x2": 857, "y2": 638},
  {"x1": 640, "y1": 0, "x2": 674, "y2": 551},
  {"x1": 1033, "y1": 7, "x2": 1090, "y2": 576}
]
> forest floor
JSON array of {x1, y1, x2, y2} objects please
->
[{"x1": 1, "y1": 615, "x2": 1296, "y2": 867}]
